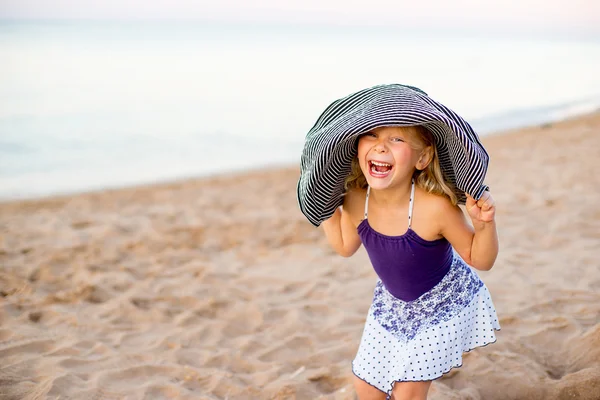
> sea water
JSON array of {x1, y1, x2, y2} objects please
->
[{"x1": 1, "y1": 21, "x2": 599, "y2": 199}]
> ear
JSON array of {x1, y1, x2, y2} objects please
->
[{"x1": 416, "y1": 146, "x2": 433, "y2": 170}]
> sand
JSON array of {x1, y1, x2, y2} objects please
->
[{"x1": 1, "y1": 112, "x2": 599, "y2": 400}]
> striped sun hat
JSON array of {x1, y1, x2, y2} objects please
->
[{"x1": 297, "y1": 83, "x2": 490, "y2": 227}]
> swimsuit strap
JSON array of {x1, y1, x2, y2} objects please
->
[
  {"x1": 364, "y1": 186, "x2": 370, "y2": 220},
  {"x1": 408, "y1": 178, "x2": 415, "y2": 229},
  {"x1": 363, "y1": 178, "x2": 415, "y2": 229}
]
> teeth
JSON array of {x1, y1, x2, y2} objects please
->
[
  {"x1": 371, "y1": 161, "x2": 391, "y2": 167},
  {"x1": 371, "y1": 165, "x2": 390, "y2": 174}
]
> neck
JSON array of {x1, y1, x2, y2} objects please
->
[{"x1": 370, "y1": 180, "x2": 413, "y2": 207}]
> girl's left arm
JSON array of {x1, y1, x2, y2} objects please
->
[{"x1": 439, "y1": 191, "x2": 499, "y2": 271}]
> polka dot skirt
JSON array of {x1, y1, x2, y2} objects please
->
[{"x1": 352, "y1": 281, "x2": 500, "y2": 397}]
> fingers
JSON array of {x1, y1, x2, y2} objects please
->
[
  {"x1": 465, "y1": 192, "x2": 495, "y2": 210},
  {"x1": 476, "y1": 191, "x2": 495, "y2": 211},
  {"x1": 465, "y1": 194, "x2": 476, "y2": 208}
]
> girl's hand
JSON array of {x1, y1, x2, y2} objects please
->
[{"x1": 466, "y1": 191, "x2": 496, "y2": 223}]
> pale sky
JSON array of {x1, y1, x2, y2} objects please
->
[{"x1": 1, "y1": 0, "x2": 599, "y2": 36}]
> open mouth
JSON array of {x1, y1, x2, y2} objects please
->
[{"x1": 368, "y1": 160, "x2": 393, "y2": 177}]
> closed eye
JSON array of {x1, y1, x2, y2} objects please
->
[
  {"x1": 362, "y1": 132, "x2": 377, "y2": 138},
  {"x1": 390, "y1": 137, "x2": 405, "y2": 142}
]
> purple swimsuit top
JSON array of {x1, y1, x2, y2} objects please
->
[{"x1": 357, "y1": 180, "x2": 453, "y2": 301}]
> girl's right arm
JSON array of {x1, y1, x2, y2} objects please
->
[{"x1": 321, "y1": 189, "x2": 363, "y2": 257}]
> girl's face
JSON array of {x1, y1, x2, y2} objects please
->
[{"x1": 357, "y1": 126, "x2": 428, "y2": 191}]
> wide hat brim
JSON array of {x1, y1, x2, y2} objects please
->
[{"x1": 297, "y1": 84, "x2": 490, "y2": 227}]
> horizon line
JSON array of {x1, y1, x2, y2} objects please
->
[{"x1": 1, "y1": 17, "x2": 599, "y2": 42}]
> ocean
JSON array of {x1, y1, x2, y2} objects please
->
[{"x1": 1, "y1": 20, "x2": 600, "y2": 200}]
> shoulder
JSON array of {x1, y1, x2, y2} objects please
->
[
  {"x1": 342, "y1": 187, "x2": 367, "y2": 224},
  {"x1": 343, "y1": 187, "x2": 367, "y2": 210},
  {"x1": 415, "y1": 187, "x2": 463, "y2": 223},
  {"x1": 416, "y1": 187, "x2": 452, "y2": 209}
]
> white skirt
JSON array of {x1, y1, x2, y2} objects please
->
[{"x1": 352, "y1": 255, "x2": 501, "y2": 397}]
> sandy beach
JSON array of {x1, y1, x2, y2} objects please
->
[{"x1": 1, "y1": 112, "x2": 599, "y2": 400}]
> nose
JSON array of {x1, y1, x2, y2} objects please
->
[{"x1": 373, "y1": 140, "x2": 387, "y2": 153}]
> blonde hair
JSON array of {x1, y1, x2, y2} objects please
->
[{"x1": 344, "y1": 125, "x2": 458, "y2": 205}]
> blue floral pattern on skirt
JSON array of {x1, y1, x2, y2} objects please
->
[{"x1": 371, "y1": 255, "x2": 483, "y2": 343}]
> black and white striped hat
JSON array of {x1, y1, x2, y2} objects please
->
[{"x1": 297, "y1": 83, "x2": 490, "y2": 227}]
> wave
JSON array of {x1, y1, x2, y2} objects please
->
[{"x1": 471, "y1": 97, "x2": 600, "y2": 135}]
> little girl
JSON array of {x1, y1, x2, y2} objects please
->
[{"x1": 321, "y1": 123, "x2": 500, "y2": 399}]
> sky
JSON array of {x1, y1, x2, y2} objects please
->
[{"x1": 1, "y1": 0, "x2": 599, "y2": 37}]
